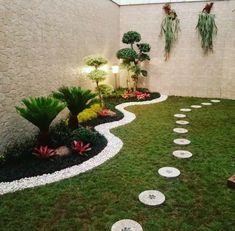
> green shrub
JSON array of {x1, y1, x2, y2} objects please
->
[
  {"x1": 116, "y1": 48, "x2": 138, "y2": 61},
  {"x1": 84, "y1": 55, "x2": 108, "y2": 68},
  {"x1": 70, "y1": 127, "x2": 98, "y2": 144},
  {"x1": 96, "y1": 84, "x2": 114, "y2": 98},
  {"x1": 78, "y1": 108, "x2": 97, "y2": 123},
  {"x1": 89, "y1": 103, "x2": 102, "y2": 113}
]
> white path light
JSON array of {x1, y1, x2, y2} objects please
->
[
  {"x1": 111, "y1": 219, "x2": 143, "y2": 231},
  {"x1": 191, "y1": 105, "x2": 202, "y2": 108},
  {"x1": 180, "y1": 108, "x2": 191, "y2": 112},
  {"x1": 201, "y1": 102, "x2": 212, "y2": 106},
  {"x1": 158, "y1": 167, "x2": 181, "y2": 178},
  {"x1": 176, "y1": 120, "x2": 189, "y2": 125},
  {"x1": 173, "y1": 150, "x2": 192, "y2": 159},
  {"x1": 211, "y1": 99, "x2": 221, "y2": 103},
  {"x1": 174, "y1": 138, "x2": 191, "y2": 145},
  {"x1": 0, "y1": 95, "x2": 168, "y2": 195},
  {"x1": 174, "y1": 114, "x2": 186, "y2": 118},
  {"x1": 138, "y1": 190, "x2": 165, "y2": 206},
  {"x1": 173, "y1": 128, "x2": 188, "y2": 134}
]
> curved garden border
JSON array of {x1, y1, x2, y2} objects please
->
[{"x1": 0, "y1": 95, "x2": 168, "y2": 195}]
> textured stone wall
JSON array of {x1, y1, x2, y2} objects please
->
[
  {"x1": 120, "y1": 1, "x2": 235, "y2": 99},
  {"x1": 0, "y1": 0, "x2": 120, "y2": 152}
]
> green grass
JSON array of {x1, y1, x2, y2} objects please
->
[{"x1": 0, "y1": 96, "x2": 235, "y2": 231}]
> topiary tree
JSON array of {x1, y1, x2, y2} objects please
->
[
  {"x1": 196, "y1": 3, "x2": 217, "y2": 53},
  {"x1": 160, "y1": 4, "x2": 180, "y2": 61},
  {"x1": 84, "y1": 55, "x2": 108, "y2": 107},
  {"x1": 116, "y1": 31, "x2": 151, "y2": 91},
  {"x1": 16, "y1": 96, "x2": 66, "y2": 145}
]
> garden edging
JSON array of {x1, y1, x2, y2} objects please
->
[{"x1": 0, "y1": 95, "x2": 168, "y2": 195}]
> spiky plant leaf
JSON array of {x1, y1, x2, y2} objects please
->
[
  {"x1": 16, "y1": 97, "x2": 66, "y2": 131},
  {"x1": 52, "y1": 87, "x2": 97, "y2": 116}
]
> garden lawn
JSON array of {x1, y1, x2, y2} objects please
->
[{"x1": 0, "y1": 96, "x2": 235, "y2": 231}]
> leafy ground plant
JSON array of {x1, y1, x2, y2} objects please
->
[
  {"x1": 160, "y1": 4, "x2": 180, "y2": 60},
  {"x1": 196, "y1": 3, "x2": 217, "y2": 53}
]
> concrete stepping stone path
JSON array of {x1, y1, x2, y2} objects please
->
[
  {"x1": 201, "y1": 102, "x2": 212, "y2": 106},
  {"x1": 176, "y1": 120, "x2": 189, "y2": 125},
  {"x1": 174, "y1": 114, "x2": 186, "y2": 118},
  {"x1": 158, "y1": 167, "x2": 181, "y2": 178},
  {"x1": 180, "y1": 108, "x2": 191, "y2": 112},
  {"x1": 191, "y1": 105, "x2": 202, "y2": 108},
  {"x1": 211, "y1": 99, "x2": 220, "y2": 103},
  {"x1": 173, "y1": 150, "x2": 192, "y2": 159},
  {"x1": 138, "y1": 190, "x2": 165, "y2": 206},
  {"x1": 111, "y1": 219, "x2": 143, "y2": 231},
  {"x1": 173, "y1": 128, "x2": 188, "y2": 134},
  {"x1": 174, "y1": 138, "x2": 191, "y2": 145}
]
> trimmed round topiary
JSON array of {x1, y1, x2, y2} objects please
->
[
  {"x1": 137, "y1": 43, "x2": 151, "y2": 53},
  {"x1": 116, "y1": 48, "x2": 138, "y2": 61},
  {"x1": 122, "y1": 31, "x2": 141, "y2": 45},
  {"x1": 96, "y1": 84, "x2": 114, "y2": 97},
  {"x1": 84, "y1": 55, "x2": 108, "y2": 68},
  {"x1": 87, "y1": 69, "x2": 107, "y2": 82}
]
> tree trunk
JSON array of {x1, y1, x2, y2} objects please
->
[
  {"x1": 96, "y1": 81, "x2": 103, "y2": 108},
  {"x1": 68, "y1": 113, "x2": 78, "y2": 130},
  {"x1": 133, "y1": 78, "x2": 138, "y2": 92},
  {"x1": 38, "y1": 129, "x2": 50, "y2": 146}
]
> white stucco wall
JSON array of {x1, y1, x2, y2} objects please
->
[
  {"x1": 0, "y1": 0, "x2": 120, "y2": 152},
  {"x1": 120, "y1": 1, "x2": 235, "y2": 98}
]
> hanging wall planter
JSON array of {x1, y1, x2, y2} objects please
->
[
  {"x1": 160, "y1": 4, "x2": 180, "y2": 61},
  {"x1": 196, "y1": 3, "x2": 217, "y2": 53}
]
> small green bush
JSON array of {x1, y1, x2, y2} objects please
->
[
  {"x1": 116, "y1": 48, "x2": 138, "y2": 61},
  {"x1": 78, "y1": 108, "x2": 97, "y2": 123},
  {"x1": 84, "y1": 55, "x2": 108, "y2": 68},
  {"x1": 96, "y1": 84, "x2": 114, "y2": 98},
  {"x1": 70, "y1": 127, "x2": 98, "y2": 144}
]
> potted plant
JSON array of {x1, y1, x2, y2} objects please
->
[
  {"x1": 160, "y1": 4, "x2": 180, "y2": 61},
  {"x1": 196, "y1": 2, "x2": 217, "y2": 53},
  {"x1": 116, "y1": 31, "x2": 151, "y2": 91}
]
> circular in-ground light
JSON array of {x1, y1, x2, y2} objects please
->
[
  {"x1": 173, "y1": 150, "x2": 192, "y2": 159},
  {"x1": 173, "y1": 128, "x2": 188, "y2": 134},
  {"x1": 174, "y1": 114, "x2": 186, "y2": 118},
  {"x1": 176, "y1": 120, "x2": 189, "y2": 125},
  {"x1": 138, "y1": 190, "x2": 165, "y2": 206},
  {"x1": 180, "y1": 108, "x2": 191, "y2": 112},
  {"x1": 174, "y1": 138, "x2": 191, "y2": 145},
  {"x1": 158, "y1": 167, "x2": 181, "y2": 178},
  {"x1": 191, "y1": 105, "x2": 202, "y2": 108},
  {"x1": 111, "y1": 219, "x2": 143, "y2": 231}
]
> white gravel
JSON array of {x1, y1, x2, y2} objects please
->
[{"x1": 0, "y1": 95, "x2": 168, "y2": 195}]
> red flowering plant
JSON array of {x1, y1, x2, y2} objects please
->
[
  {"x1": 98, "y1": 109, "x2": 116, "y2": 117},
  {"x1": 122, "y1": 89, "x2": 150, "y2": 100},
  {"x1": 72, "y1": 140, "x2": 91, "y2": 155},
  {"x1": 33, "y1": 146, "x2": 55, "y2": 159}
]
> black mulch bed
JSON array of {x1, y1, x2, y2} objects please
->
[
  {"x1": 0, "y1": 134, "x2": 107, "y2": 183},
  {"x1": 0, "y1": 92, "x2": 160, "y2": 183}
]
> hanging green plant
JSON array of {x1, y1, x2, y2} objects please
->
[
  {"x1": 160, "y1": 4, "x2": 180, "y2": 61},
  {"x1": 196, "y1": 3, "x2": 217, "y2": 53}
]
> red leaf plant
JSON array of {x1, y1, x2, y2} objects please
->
[
  {"x1": 33, "y1": 146, "x2": 55, "y2": 158},
  {"x1": 72, "y1": 140, "x2": 91, "y2": 155},
  {"x1": 122, "y1": 90, "x2": 150, "y2": 100},
  {"x1": 98, "y1": 109, "x2": 116, "y2": 117},
  {"x1": 202, "y1": 3, "x2": 214, "y2": 14}
]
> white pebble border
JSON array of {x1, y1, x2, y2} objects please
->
[{"x1": 0, "y1": 95, "x2": 168, "y2": 195}]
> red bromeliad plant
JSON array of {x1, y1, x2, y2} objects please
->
[
  {"x1": 72, "y1": 141, "x2": 91, "y2": 155},
  {"x1": 122, "y1": 90, "x2": 150, "y2": 100},
  {"x1": 98, "y1": 109, "x2": 116, "y2": 117},
  {"x1": 33, "y1": 146, "x2": 55, "y2": 159}
]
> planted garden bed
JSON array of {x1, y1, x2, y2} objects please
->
[{"x1": 0, "y1": 90, "x2": 160, "y2": 183}]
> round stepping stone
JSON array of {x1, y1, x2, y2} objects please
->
[
  {"x1": 174, "y1": 138, "x2": 191, "y2": 145},
  {"x1": 191, "y1": 105, "x2": 202, "y2": 108},
  {"x1": 174, "y1": 114, "x2": 186, "y2": 118},
  {"x1": 211, "y1": 99, "x2": 220, "y2": 103},
  {"x1": 138, "y1": 190, "x2": 165, "y2": 206},
  {"x1": 176, "y1": 120, "x2": 189, "y2": 125},
  {"x1": 173, "y1": 150, "x2": 193, "y2": 159},
  {"x1": 180, "y1": 108, "x2": 191, "y2": 112},
  {"x1": 111, "y1": 219, "x2": 143, "y2": 231},
  {"x1": 158, "y1": 167, "x2": 181, "y2": 178},
  {"x1": 201, "y1": 102, "x2": 212, "y2": 106},
  {"x1": 173, "y1": 128, "x2": 188, "y2": 134}
]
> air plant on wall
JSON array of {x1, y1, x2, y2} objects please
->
[
  {"x1": 160, "y1": 4, "x2": 180, "y2": 61},
  {"x1": 196, "y1": 2, "x2": 217, "y2": 53}
]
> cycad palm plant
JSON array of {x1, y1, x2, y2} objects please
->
[
  {"x1": 53, "y1": 86, "x2": 97, "y2": 129},
  {"x1": 196, "y1": 3, "x2": 217, "y2": 53},
  {"x1": 16, "y1": 97, "x2": 66, "y2": 145}
]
